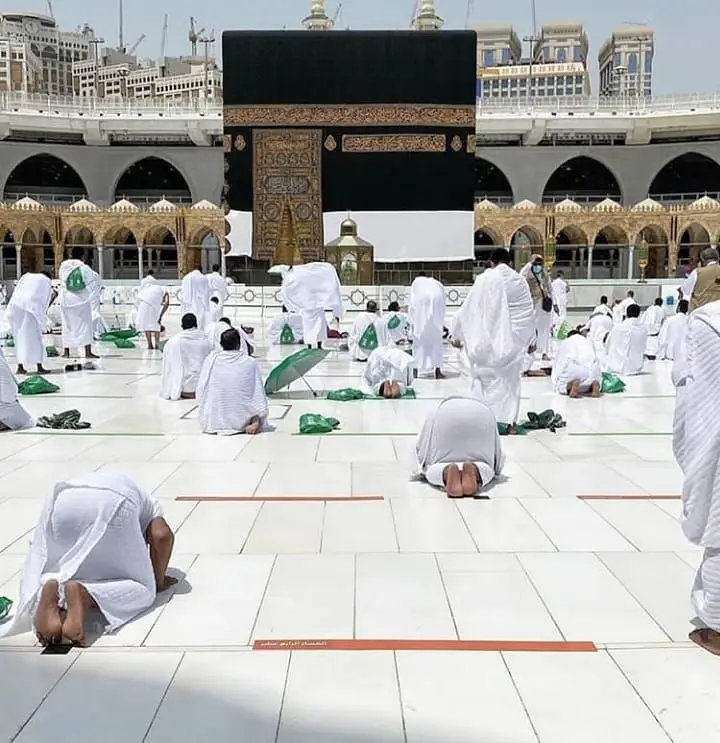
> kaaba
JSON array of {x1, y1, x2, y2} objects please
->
[{"x1": 222, "y1": 30, "x2": 477, "y2": 280}]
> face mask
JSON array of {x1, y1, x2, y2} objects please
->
[{"x1": 532, "y1": 264, "x2": 542, "y2": 275}]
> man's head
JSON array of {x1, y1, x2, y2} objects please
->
[
  {"x1": 281, "y1": 305, "x2": 288, "y2": 313},
  {"x1": 417, "y1": 271, "x2": 427, "y2": 278},
  {"x1": 627, "y1": 290, "x2": 635, "y2": 299},
  {"x1": 700, "y1": 247, "x2": 720, "y2": 266},
  {"x1": 678, "y1": 299, "x2": 689, "y2": 314},
  {"x1": 388, "y1": 301, "x2": 400, "y2": 312},
  {"x1": 489, "y1": 247, "x2": 511, "y2": 266},
  {"x1": 220, "y1": 328, "x2": 241, "y2": 351},
  {"x1": 42, "y1": 270, "x2": 53, "y2": 280},
  {"x1": 219, "y1": 317, "x2": 232, "y2": 326},
  {"x1": 378, "y1": 381, "x2": 402, "y2": 399},
  {"x1": 654, "y1": 297, "x2": 664, "y2": 307},
  {"x1": 210, "y1": 296, "x2": 219, "y2": 305},
  {"x1": 212, "y1": 264, "x2": 220, "y2": 273},
  {"x1": 366, "y1": 300, "x2": 378, "y2": 314},
  {"x1": 600, "y1": 295, "x2": 608, "y2": 305},
  {"x1": 567, "y1": 329, "x2": 581, "y2": 339},
  {"x1": 626, "y1": 303, "x2": 641, "y2": 319},
  {"x1": 147, "y1": 269, "x2": 155, "y2": 277},
  {"x1": 556, "y1": 270, "x2": 564, "y2": 278},
  {"x1": 181, "y1": 313, "x2": 198, "y2": 330}
]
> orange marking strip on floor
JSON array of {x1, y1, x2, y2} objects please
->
[
  {"x1": 175, "y1": 495, "x2": 385, "y2": 502},
  {"x1": 253, "y1": 639, "x2": 597, "y2": 652},
  {"x1": 578, "y1": 494, "x2": 680, "y2": 501}
]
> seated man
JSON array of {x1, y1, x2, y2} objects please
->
[
  {"x1": 197, "y1": 328, "x2": 268, "y2": 435},
  {"x1": 411, "y1": 396, "x2": 505, "y2": 499},
  {"x1": 363, "y1": 345, "x2": 414, "y2": 398},
  {"x1": 268, "y1": 305, "x2": 304, "y2": 345},
  {"x1": 658, "y1": 299, "x2": 689, "y2": 360},
  {"x1": 205, "y1": 296, "x2": 223, "y2": 330},
  {"x1": 551, "y1": 330, "x2": 602, "y2": 398},
  {"x1": 605, "y1": 303, "x2": 648, "y2": 376},
  {"x1": 207, "y1": 317, "x2": 254, "y2": 356},
  {"x1": 587, "y1": 309, "x2": 613, "y2": 350},
  {"x1": 382, "y1": 301, "x2": 410, "y2": 345},
  {"x1": 0, "y1": 473, "x2": 175, "y2": 647},
  {"x1": 348, "y1": 300, "x2": 386, "y2": 361},
  {"x1": 0, "y1": 346, "x2": 34, "y2": 431},
  {"x1": 160, "y1": 313, "x2": 212, "y2": 400}
]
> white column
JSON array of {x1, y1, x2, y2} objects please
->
[
  {"x1": 137, "y1": 245, "x2": 144, "y2": 282},
  {"x1": 220, "y1": 248, "x2": 227, "y2": 278},
  {"x1": 627, "y1": 244, "x2": 635, "y2": 280},
  {"x1": 15, "y1": 244, "x2": 21, "y2": 279},
  {"x1": 586, "y1": 246, "x2": 593, "y2": 280},
  {"x1": 97, "y1": 244, "x2": 104, "y2": 280}
]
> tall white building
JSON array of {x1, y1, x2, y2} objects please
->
[
  {"x1": 0, "y1": 12, "x2": 96, "y2": 95},
  {"x1": 598, "y1": 25, "x2": 654, "y2": 97},
  {"x1": 476, "y1": 25, "x2": 522, "y2": 68},
  {"x1": 302, "y1": 1, "x2": 334, "y2": 30},
  {"x1": 412, "y1": 0, "x2": 444, "y2": 31}
]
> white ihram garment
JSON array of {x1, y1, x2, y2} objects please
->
[
  {"x1": 160, "y1": 328, "x2": 212, "y2": 400},
  {"x1": 520, "y1": 264, "x2": 552, "y2": 356},
  {"x1": 0, "y1": 347, "x2": 34, "y2": 430},
  {"x1": 197, "y1": 350, "x2": 269, "y2": 436},
  {"x1": 658, "y1": 313, "x2": 689, "y2": 360},
  {"x1": 551, "y1": 278, "x2": 569, "y2": 321},
  {"x1": 135, "y1": 284, "x2": 167, "y2": 333},
  {"x1": 605, "y1": 318, "x2": 648, "y2": 375},
  {"x1": 411, "y1": 396, "x2": 505, "y2": 493},
  {"x1": 452, "y1": 264, "x2": 534, "y2": 425},
  {"x1": 0, "y1": 473, "x2": 162, "y2": 639},
  {"x1": 588, "y1": 313, "x2": 613, "y2": 345},
  {"x1": 140, "y1": 275, "x2": 158, "y2": 288},
  {"x1": 382, "y1": 311, "x2": 409, "y2": 344},
  {"x1": 348, "y1": 312, "x2": 389, "y2": 361},
  {"x1": 363, "y1": 345, "x2": 414, "y2": 396},
  {"x1": 205, "y1": 302, "x2": 223, "y2": 331},
  {"x1": 181, "y1": 270, "x2": 211, "y2": 330},
  {"x1": 58, "y1": 260, "x2": 99, "y2": 349},
  {"x1": 6, "y1": 273, "x2": 53, "y2": 367},
  {"x1": 206, "y1": 272, "x2": 229, "y2": 312},
  {"x1": 551, "y1": 334, "x2": 602, "y2": 395},
  {"x1": 618, "y1": 297, "x2": 638, "y2": 321},
  {"x1": 642, "y1": 305, "x2": 665, "y2": 357},
  {"x1": 681, "y1": 269, "x2": 698, "y2": 302},
  {"x1": 672, "y1": 300, "x2": 720, "y2": 630},
  {"x1": 206, "y1": 321, "x2": 252, "y2": 355},
  {"x1": 409, "y1": 276, "x2": 445, "y2": 371},
  {"x1": 268, "y1": 313, "x2": 304, "y2": 344}
]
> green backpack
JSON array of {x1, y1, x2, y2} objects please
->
[
  {"x1": 358, "y1": 323, "x2": 378, "y2": 352},
  {"x1": 280, "y1": 324, "x2": 295, "y2": 344},
  {"x1": 66, "y1": 267, "x2": 86, "y2": 293},
  {"x1": 387, "y1": 314, "x2": 402, "y2": 331}
]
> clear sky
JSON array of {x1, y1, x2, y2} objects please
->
[{"x1": 22, "y1": 0, "x2": 716, "y2": 94}]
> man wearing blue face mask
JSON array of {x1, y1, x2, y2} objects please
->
[{"x1": 521, "y1": 254, "x2": 553, "y2": 361}]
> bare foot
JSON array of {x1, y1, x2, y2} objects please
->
[
  {"x1": 86, "y1": 352, "x2": 100, "y2": 359},
  {"x1": 435, "y1": 369, "x2": 446, "y2": 380},
  {"x1": 35, "y1": 580, "x2": 63, "y2": 647},
  {"x1": 16, "y1": 365, "x2": 26, "y2": 375},
  {"x1": 157, "y1": 575, "x2": 178, "y2": 593},
  {"x1": 180, "y1": 392, "x2": 196, "y2": 400},
  {"x1": 37, "y1": 366, "x2": 50, "y2": 374},
  {"x1": 443, "y1": 464, "x2": 463, "y2": 499},
  {"x1": 590, "y1": 381, "x2": 601, "y2": 398},
  {"x1": 568, "y1": 381, "x2": 581, "y2": 399},
  {"x1": 62, "y1": 582, "x2": 90, "y2": 646},
  {"x1": 689, "y1": 628, "x2": 720, "y2": 656},
  {"x1": 63, "y1": 350, "x2": 70, "y2": 359},
  {"x1": 507, "y1": 423, "x2": 518, "y2": 435},
  {"x1": 244, "y1": 417, "x2": 261, "y2": 435},
  {"x1": 461, "y1": 463, "x2": 480, "y2": 497}
]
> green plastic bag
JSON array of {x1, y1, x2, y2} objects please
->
[
  {"x1": 280, "y1": 325, "x2": 295, "y2": 344},
  {"x1": 18, "y1": 376, "x2": 59, "y2": 395},
  {"x1": 522, "y1": 409, "x2": 566, "y2": 433},
  {"x1": 114, "y1": 338, "x2": 136, "y2": 349},
  {"x1": 0, "y1": 596, "x2": 12, "y2": 622},
  {"x1": 387, "y1": 314, "x2": 402, "y2": 330},
  {"x1": 601, "y1": 371, "x2": 626, "y2": 394},
  {"x1": 555, "y1": 321, "x2": 570, "y2": 341},
  {"x1": 327, "y1": 388, "x2": 367, "y2": 402},
  {"x1": 358, "y1": 323, "x2": 378, "y2": 352},
  {"x1": 298, "y1": 413, "x2": 340, "y2": 434},
  {"x1": 6, "y1": 337, "x2": 14, "y2": 348},
  {"x1": 45, "y1": 345, "x2": 59, "y2": 357},
  {"x1": 101, "y1": 329, "x2": 138, "y2": 341},
  {"x1": 65, "y1": 267, "x2": 86, "y2": 292},
  {"x1": 36, "y1": 409, "x2": 91, "y2": 430}
]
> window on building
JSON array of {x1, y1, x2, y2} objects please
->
[
  {"x1": 542, "y1": 45, "x2": 550, "y2": 61},
  {"x1": 501, "y1": 47, "x2": 510, "y2": 63},
  {"x1": 483, "y1": 49, "x2": 494, "y2": 66},
  {"x1": 644, "y1": 50, "x2": 653, "y2": 72},
  {"x1": 613, "y1": 52, "x2": 621, "y2": 67},
  {"x1": 573, "y1": 46, "x2": 582, "y2": 62},
  {"x1": 627, "y1": 53, "x2": 638, "y2": 73},
  {"x1": 557, "y1": 48, "x2": 567, "y2": 63}
]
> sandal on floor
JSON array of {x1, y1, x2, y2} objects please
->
[{"x1": 689, "y1": 628, "x2": 720, "y2": 656}]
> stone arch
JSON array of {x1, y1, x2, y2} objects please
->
[
  {"x1": 3, "y1": 154, "x2": 86, "y2": 203},
  {"x1": 143, "y1": 226, "x2": 179, "y2": 279},
  {"x1": 113, "y1": 157, "x2": 192, "y2": 205},
  {"x1": 473, "y1": 226, "x2": 503, "y2": 265},
  {"x1": 0, "y1": 228, "x2": 15, "y2": 280},
  {"x1": 649, "y1": 152, "x2": 720, "y2": 201},
  {"x1": 510, "y1": 224, "x2": 544, "y2": 248},
  {"x1": 636, "y1": 224, "x2": 670, "y2": 279},
  {"x1": 62, "y1": 226, "x2": 97, "y2": 267},
  {"x1": 678, "y1": 221, "x2": 712, "y2": 269},
  {"x1": 475, "y1": 158, "x2": 514, "y2": 204},
  {"x1": 103, "y1": 227, "x2": 139, "y2": 280},
  {"x1": 543, "y1": 156, "x2": 623, "y2": 205},
  {"x1": 592, "y1": 224, "x2": 629, "y2": 280},
  {"x1": 19, "y1": 227, "x2": 53, "y2": 274},
  {"x1": 555, "y1": 225, "x2": 589, "y2": 278},
  {"x1": 186, "y1": 226, "x2": 223, "y2": 274}
]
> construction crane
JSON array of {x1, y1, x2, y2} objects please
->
[
  {"x1": 465, "y1": 0, "x2": 475, "y2": 28},
  {"x1": 332, "y1": 3, "x2": 343, "y2": 28},
  {"x1": 189, "y1": 17, "x2": 206, "y2": 57},
  {"x1": 45, "y1": 0, "x2": 54, "y2": 18},
  {"x1": 127, "y1": 34, "x2": 145, "y2": 56},
  {"x1": 410, "y1": 0, "x2": 420, "y2": 27},
  {"x1": 160, "y1": 13, "x2": 169, "y2": 60}
]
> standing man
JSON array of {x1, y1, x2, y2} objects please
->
[
  {"x1": 689, "y1": 247, "x2": 720, "y2": 312},
  {"x1": 521, "y1": 254, "x2": 553, "y2": 360},
  {"x1": 58, "y1": 258, "x2": 100, "y2": 360},
  {"x1": 642, "y1": 297, "x2": 666, "y2": 360},
  {"x1": 181, "y1": 267, "x2": 211, "y2": 332},
  {"x1": 135, "y1": 280, "x2": 170, "y2": 350},
  {"x1": 7, "y1": 272, "x2": 56, "y2": 375},
  {"x1": 618, "y1": 290, "x2": 638, "y2": 321},
  {"x1": 672, "y1": 298, "x2": 720, "y2": 655},
  {"x1": 551, "y1": 269, "x2": 570, "y2": 324},
  {"x1": 206, "y1": 263, "x2": 229, "y2": 315},
  {"x1": 409, "y1": 273, "x2": 446, "y2": 379},
  {"x1": 451, "y1": 248, "x2": 534, "y2": 433}
]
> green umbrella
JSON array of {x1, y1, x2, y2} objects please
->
[{"x1": 264, "y1": 347, "x2": 330, "y2": 397}]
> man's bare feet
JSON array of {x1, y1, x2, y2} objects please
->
[
  {"x1": 461, "y1": 463, "x2": 480, "y2": 497},
  {"x1": 85, "y1": 352, "x2": 100, "y2": 359},
  {"x1": 63, "y1": 349, "x2": 70, "y2": 359},
  {"x1": 568, "y1": 380, "x2": 581, "y2": 399},
  {"x1": 435, "y1": 368, "x2": 446, "y2": 380},
  {"x1": 590, "y1": 381, "x2": 601, "y2": 398},
  {"x1": 36, "y1": 366, "x2": 50, "y2": 374},
  {"x1": 62, "y1": 582, "x2": 91, "y2": 646},
  {"x1": 35, "y1": 580, "x2": 63, "y2": 647},
  {"x1": 507, "y1": 423, "x2": 518, "y2": 435},
  {"x1": 689, "y1": 628, "x2": 720, "y2": 656},
  {"x1": 245, "y1": 417, "x2": 261, "y2": 435},
  {"x1": 157, "y1": 575, "x2": 178, "y2": 593},
  {"x1": 180, "y1": 392, "x2": 196, "y2": 400},
  {"x1": 443, "y1": 464, "x2": 463, "y2": 498},
  {"x1": 16, "y1": 365, "x2": 26, "y2": 375}
]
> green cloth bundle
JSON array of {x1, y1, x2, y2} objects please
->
[
  {"x1": 114, "y1": 338, "x2": 136, "y2": 349},
  {"x1": 45, "y1": 346, "x2": 59, "y2": 357},
  {"x1": 497, "y1": 409, "x2": 566, "y2": 436},
  {"x1": 326, "y1": 387, "x2": 417, "y2": 401},
  {"x1": 101, "y1": 329, "x2": 138, "y2": 341},
  {"x1": 18, "y1": 376, "x2": 59, "y2": 395},
  {"x1": 601, "y1": 371, "x2": 626, "y2": 394},
  {"x1": 555, "y1": 321, "x2": 570, "y2": 341},
  {"x1": 0, "y1": 596, "x2": 12, "y2": 622},
  {"x1": 298, "y1": 414, "x2": 340, "y2": 434},
  {"x1": 36, "y1": 409, "x2": 91, "y2": 430}
]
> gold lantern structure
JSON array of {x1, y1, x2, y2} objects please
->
[
  {"x1": 637, "y1": 238, "x2": 649, "y2": 283},
  {"x1": 324, "y1": 217, "x2": 374, "y2": 285},
  {"x1": 544, "y1": 238, "x2": 557, "y2": 272}
]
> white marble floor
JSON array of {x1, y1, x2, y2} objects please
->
[{"x1": 0, "y1": 320, "x2": 716, "y2": 743}]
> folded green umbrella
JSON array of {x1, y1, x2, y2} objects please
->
[
  {"x1": 18, "y1": 376, "x2": 59, "y2": 395},
  {"x1": 36, "y1": 409, "x2": 91, "y2": 430},
  {"x1": 326, "y1": 387, "x2": 417, "y2": 401},
  {"x1": 601, "y1": 371, "x2": 626, "y2": 394},
  {"x1": 521, "y1": 409, "x2": 566, "y2": 433},
  {"x1": 101, "y1": 329, "x2": 138, "y2": 341},
  {"x1": 298, "y1": 413, "x2": 340, "y2": 435},
  {"x1": 0, "y1": 596, "x2": 12, "y2": 622}
]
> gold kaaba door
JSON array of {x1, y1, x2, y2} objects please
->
[{"x1": 252, "y1": 129, "x2": 324, "y2": 264}]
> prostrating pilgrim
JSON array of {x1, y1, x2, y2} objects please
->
[
  {"x1": 382, "y1": 301, "x2": 410, "y2": 345},
  {"x1": 135, "y1": 280, "x2": 169, "y2": 350},
  {"x1": 5, "y1": 272, "x2": 55, "y2": 374},
  {"x1": 551, "y1": 330, "x2": 602, "y2": 398},
  {"x1": 672, "y1": 299, "x2": 720, "y2": 655},
  {"x1": 57, "y1": 259, "x2": 100, "y2": 360},
  {"x1": 0, "y1": 473, "x2": 176, "y2": 647},
  {"x1": 0, "y1": 345, "x2": 34, "y2": 431},
  {"x1": 658, "y1": 300, "x2": 689, "y2": 360},
  {"x1": 281, "y1": 262, "x2": 343, "y2": 350},
  {"x1": 348, "y1": 300, "x2": 388, "y2": 361},
  {"x1": 205, "y1": 264, "x2": 229, "y2": 313},
  {"x1": 181, "y1": 269, "x2": 211, "y2": 331},
  {"x1": 160, "y1": 313, "x2": 212, "y2": 401},
  {"x1": 451, "y1": 249, "x2": 534, "y2": 433},
  {"x1": 363, "y1": 344, "x2": 414, "y2": 398},
  {"x1": 605, "y1": 303, "x2": 648, "y2": 375},
  {"x1": 411, "y1": 396, "x2": 505, "y2": 499},
  {"x1": 409, "y1": 275, "x2": 446, "y2": 378},
  {"x1": 197, "y1": 328, "x2": 269, "y2": 435}
]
